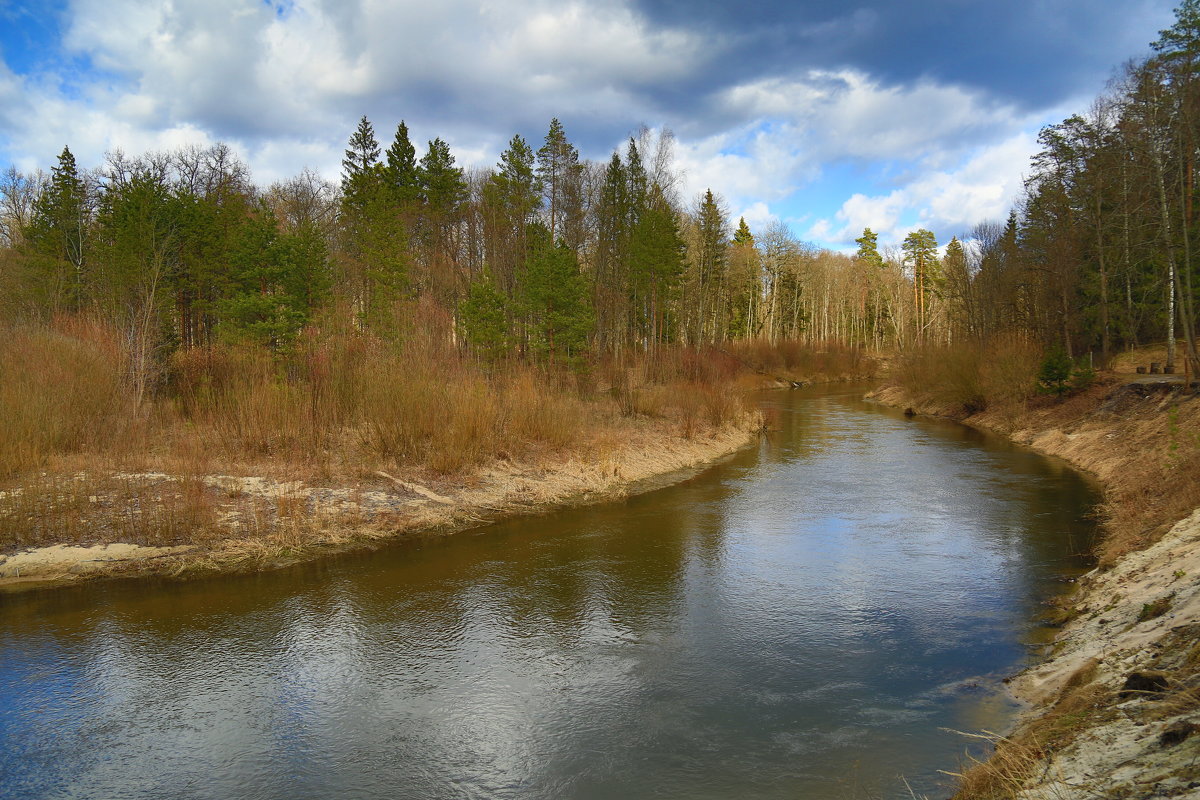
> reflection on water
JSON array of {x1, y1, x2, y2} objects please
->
[{"x1": 0, "y1": 386, "x2": 1097, "y2": 799}]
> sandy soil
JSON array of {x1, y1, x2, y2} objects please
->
[
  {"x1": 0, "y1": 417, "x2": 761, "y2": 592},
  {"x1": 1009, "y1": 507, "x2": 1200, "y2": 799},
  {"x1": 871, "y1": 380, "x2": 1200, "y2": 799}
]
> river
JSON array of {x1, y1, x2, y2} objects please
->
[{"x1": 0, "y1": 385, "x2": 1098, "y2": 799}]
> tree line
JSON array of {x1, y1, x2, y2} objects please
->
[
  {"x1": 3, "y1": 1, "x2": 1198, "y2": 383},
  {"x1": 849, "y1": 1, "x2": 1200, "y2": 373},
  {"x1": 0, "y1": 117, "x2": 890, "y2": 382}
]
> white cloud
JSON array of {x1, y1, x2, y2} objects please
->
[
  {"x1": 0, "y1": 0, "x2": 1078, "y2": 253},
  {"x1": 733, "y1": 201, "x2": 778, "y2": 235},
  {"x1": 809, "y1": 131, "x2": 1040, "y2": 247}
]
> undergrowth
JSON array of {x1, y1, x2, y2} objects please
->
[{"x1": 0, "y1": 313, "x2": 865, "y2": 551}]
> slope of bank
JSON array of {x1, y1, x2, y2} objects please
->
[
  {"x1": 869, "y1": 377, "x2": 1200, "y2": 798},
  {"x1": 0, "y1": 414, "x2": 761, "y2": 593}
]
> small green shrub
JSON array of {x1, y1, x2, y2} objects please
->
[{"x1": 1037, "y1": 347, "x2": 1073, "y2": 396}]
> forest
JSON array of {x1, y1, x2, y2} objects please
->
[{"x1": 1, "y1": 1, "x2": 1199, "y2": 475}]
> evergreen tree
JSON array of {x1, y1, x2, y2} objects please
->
[
  {"x1": 854, "y1": 228, "x2": 884, "y2": 269},
  {"x1": 691, "y1": 189, "x2": 729, "y2": 342},
  {"x1": 461, "y1": 272, "x2": 510, "y2": 361},
  {"x1": 342, "y1": 116, "x2": 381, "y2": 187},
  {"x1": 383, "y1": 121, "x2": 420, "y2": 207},
  {"x1": 481, "y1": 135, "x2": 540, "y2": 297},
  {"x1": 629, "y1": 183, "x2": 686, "y2": 346},
  {"x1": 625, "y1": 139, "x2": 648, "y2": 219},
  {"x1": 416, "y1": 137, "x2": 467, "y2": 303},
  {"x1": 30, "y1": 146, "x2": 89, "y2": 309},
  {"x1": 727, "y1": 217, "x2": 760, "y2": 338},
  {"x1": 902, "y1": 228, "x2": 940, "y2": 340},
  {"x1": 941, "y1": 236, "x2": 974, "y2": 340},
  {"x1": 220, "y1": 204, "x2": 311, "y2": 350},
  {"x1": 537, "y1": 119, "x2": 583, "y2": 246},
  {"x1": 339, "y1": 118, "x2": 406, "y2": 326},
  {"x1": 523, "y1": 224, "x2": 593, "y2": 363},
  {"x1": 592, "y1": 151, "x2": 631, "y2": 351},
  {"x1": 733, "y1": 217, "x2": 754, "y2": 246}
]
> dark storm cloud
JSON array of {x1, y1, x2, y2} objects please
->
[{"x1": 629, "y1": 0, "x2": 1175, "y2": 111}]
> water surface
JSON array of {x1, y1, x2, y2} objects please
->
[{"x1": 0, "y1": 386, "x2": 1098, "y2": 799}]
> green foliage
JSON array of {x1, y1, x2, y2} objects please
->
[
  {"x1": 219, "y1": 204, "x2": 326, "y2": 351},
  {"x1": 461, "y1": 274, "x2": 509, "y2": 361},
  {"x1": 383, "y1": 120, "x2": 420, "y2": 207},
  {"x1": 537, "y1": 119, "x2": 583, "y2": 245},
  {"x1": 1036, "y1": 346, "x2": 1074, "y2": 396},
  {"x1": 901, "y1": 228, "x2": 941, "y2": 291},
  {"x1": 522, "y1": 225, "x2": 593, "y2": 364},
  {"x1": 342, "y1": 116, "x2": 381, "y2": 187},
  {"x1": 418, "y1": 137, "x2": 467, "y2": 216},
  {"x1": 732, "y1": 216, "x2": 753, "y2": 245},
  {"x1": 854, "y1": 227, "x2": 883, "y2": 269},
  {"x1": 29, "y1": 146, "x2": 89, "y2": 308}
]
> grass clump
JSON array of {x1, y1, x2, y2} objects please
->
[{"x1": 1137, "y1": 593, "x2": 1175, "y2": 622}]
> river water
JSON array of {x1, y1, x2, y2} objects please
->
[{"x1": 0, "y1": 386, "x2": 1098, "y2": 800}]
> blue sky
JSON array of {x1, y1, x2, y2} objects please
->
[{"x1": 0, "y1": 0, "x2": 1181, "y2": 251}]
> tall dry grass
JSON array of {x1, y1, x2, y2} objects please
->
[
  {"x1": 0, "y1": 317, "x2": 133, "y2": 477},
  {"x1": 891, "y1": 334, "x2": 1042, "y2": 415},
  {"x1": 727, "y1": 338, "x2": 872, "y2": 381},
  {"x1": 2, "y1": 316, "x2": 829, "y2": 552}
]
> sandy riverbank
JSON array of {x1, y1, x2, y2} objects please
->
[
  {"x1": 0, "y1": 414, "x2": 762, "y2": 594},
  {"x1": 869, "y1": 377, "x2": 1200, "y2": 798}
]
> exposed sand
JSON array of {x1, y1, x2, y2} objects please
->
[
  {"x1": 0, "y1": 417, "x2": 761, "y2": 592},
  {"x1": 870, "y1": 380, "x2": 1200, "y2": 798},
  {"x1": 1009, "y1": 508, "x2": 1200, "y2": 799},
  {"x1": 0, "y1": 543, "x2": 195, "y2": 585}
]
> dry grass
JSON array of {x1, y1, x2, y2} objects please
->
[
  {"x1": 0, "y1": 317, "x2": 134, "y2": 476},
  {"x1": 948, "y1": 660, "x2": 1113, "y2": 800},
  {"x1": 891, "y1": 335, "x2": 1042, "y2": 416},
  {"x1": 727, "y1": 338, "x2": 874, "y2": 382},
  {"x1": 945, "y1": 731, "x2": 1050, "y2": 800},
  {"x1": 0, "y1": 472, "x2": 223, "y2": 550},
  {"x1": 0, "y1": 317, "x2": 799, "y2": 554}
]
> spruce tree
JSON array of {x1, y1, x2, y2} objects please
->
[
  {"x1": 733, "y1": 217, "x2": 754, "y2": 246},
  {"x1": 383, "y1": 121, "x2": 420, "y2": 207},
  {"x1": 536, "y1": 119, "x2": 582, "y2": 245},
  {"x1": 30, "y1": 145, "x2": 89, "y2": 308}
]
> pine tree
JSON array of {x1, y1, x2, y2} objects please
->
[
  {"x1": 30, "y1": 145, "x2": 89, "y2": 309},
  {"x1": 220, "y1": 203, "x2": 309, "y2": 350},
  {"x1": 342, "y1": 116, "x2": 381, "y2": 186},
  {"x1": 536, "y1": 119, "x2": 583, "y2": 246},
  {"x1": 902, "y1": 228, "x2": 940, "y2": 340},
  {"x1": 523, "y1": 224, "x2": 593, "y2": 364},
  {"x1": 383, "y1": 121, "x2": 420, "y2": 207},
  {"x1": 482, "y1": 135, "x2": 540, "y2": 298},
  {"x1": 461, "y1": 272, "x2": 509, "y2": 361},
  {"x1": 854, "y1": 228, "x2": 883, "y2": 269}
]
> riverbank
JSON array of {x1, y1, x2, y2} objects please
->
[
  {"x1": 870, "y1": 367, "x2": 1200, "y2": 798},
  {"x1": 0, "y1": 412, "x2": 763, "y2": 593}
]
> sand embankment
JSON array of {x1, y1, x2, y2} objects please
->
[
  {"x1": 870, "y1": 378, "x2": 1200, "y2": 798},
  {"x1": 0, "y1": 416, "x2": 761, "y2": 593}
]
